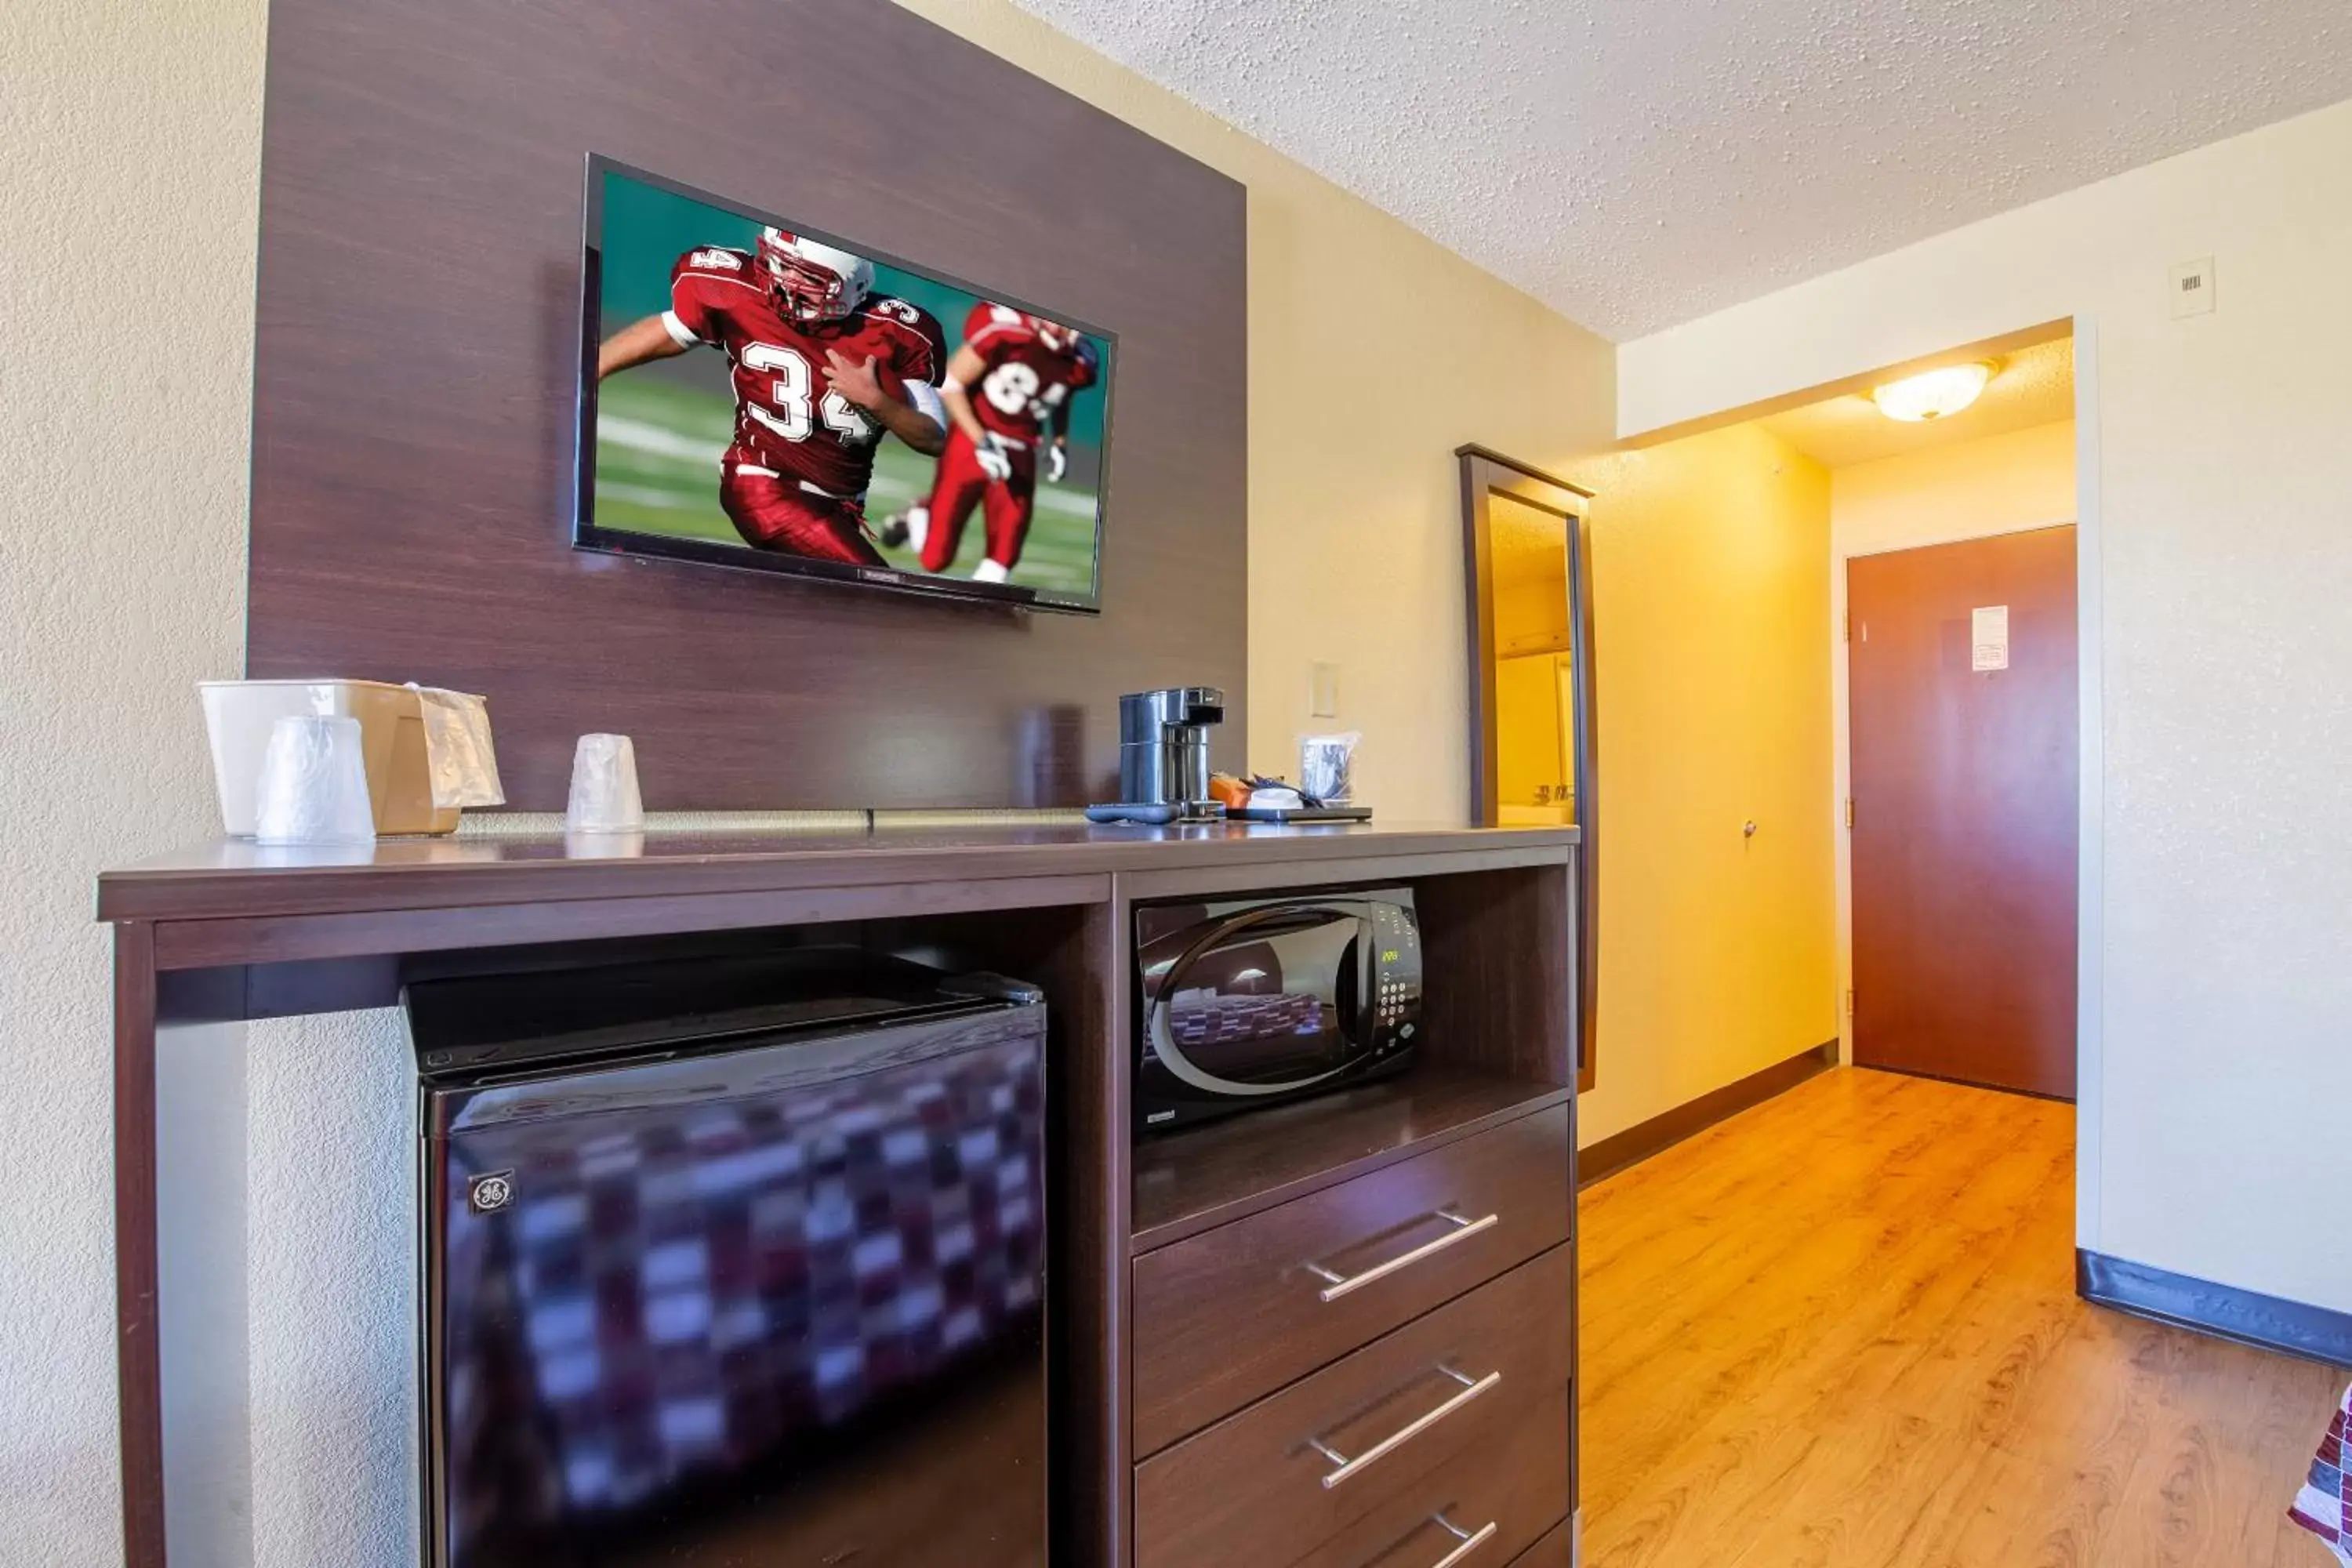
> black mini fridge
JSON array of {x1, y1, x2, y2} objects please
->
[{"x1": 406, "y1": 949, "x2": 1047, "y2": 1568}]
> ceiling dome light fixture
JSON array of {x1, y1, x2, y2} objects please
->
[{"x1": 1871, "y1": 361, "x2": 1994, "y2": 423}]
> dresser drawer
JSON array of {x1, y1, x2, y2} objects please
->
[
  {"x1": 1134, "y1": 1246, "x2": 1573, "y2": 1568},
  {"x1": 1134, "y1": 1102, "x2": 1570, "y2": 1455},
  {"x1": 1287, "y1": 1383, "x2": 1568, "y2": 1568}
]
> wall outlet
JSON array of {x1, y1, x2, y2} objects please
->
[
  {"x1": 1308, "y1": 661, "x2": 1340, "y2": 718},
  {"x1": 2170, "y1": 256, "x2": 2216, "y2": 318}
]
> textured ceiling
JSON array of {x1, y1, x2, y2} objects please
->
[
  {"x1": 1760, "y1": 336, "x2": 2074, "y2": 468},
  {"x1": 1007, "y1": 0, "x2": 2352, "y2": 339}
]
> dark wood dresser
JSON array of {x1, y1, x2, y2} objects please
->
[{"x1": 100, "y1": 821, "x2": 1580, "y2": 1568}]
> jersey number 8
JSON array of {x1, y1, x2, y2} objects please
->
[{"x1": 982, "y1": 362, "x2": 1071, "y2": 420}]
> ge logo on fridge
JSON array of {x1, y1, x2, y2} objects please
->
[{"x1": 467, "y1": 1171, "x2": 517, "y2": 1215}]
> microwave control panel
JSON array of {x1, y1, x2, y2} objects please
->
[{"x1": 1369, "y1": 899, "x2": 1423, "y2": 1055}]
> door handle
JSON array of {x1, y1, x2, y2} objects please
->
[
  {"x1": 1306, "y1": 1365, "x2": 1501, "y2": 1488},
  {"x1": 1304, "y1": 1210, "x2": 1498, "y2": 1301},
  {"x1": 1423, "y1": 1513, "x2": 1499, "y2": 1568}
]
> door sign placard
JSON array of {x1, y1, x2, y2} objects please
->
[{"x1": 1971, "y1": 605, "x2": 2010, "y2": 672}]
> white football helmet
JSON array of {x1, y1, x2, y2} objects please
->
[{"x1": 756, "y1": 227, "x2": 874, "y2": 324}]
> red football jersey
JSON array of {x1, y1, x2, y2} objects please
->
[
  {"x1": 957, "y1": 303, "x2": 1100, "y2": 445},
  {"x1": 666, "y1": 247, "x2": 946, "y2": 499}
]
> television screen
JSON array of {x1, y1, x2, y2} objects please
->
[{"x1": 576, "y1": 157, "x2": 1114, "y2": 612}]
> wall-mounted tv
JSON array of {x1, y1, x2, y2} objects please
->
[{"x1": 576, "y1": 156, "x2": 1115, "y2": 613}]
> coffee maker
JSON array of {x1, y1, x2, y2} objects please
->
[{"x1": 1116, "y1": 687, "x2": 1225, "y2": 818}]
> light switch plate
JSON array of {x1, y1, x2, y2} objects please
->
[
  {"x1": 1308, "y1": 661, "x2": 1340, "y2": 718},
  {"x1": 2170, "y1": 256, "x2": 2216, "y2": 318}
]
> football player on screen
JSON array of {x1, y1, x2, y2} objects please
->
[
  {"x1": 880, "y1": 303, "x2": 1098, "y2": 583},
  {"x1": 597, "y1": 229, "x2": 948, "y2": 565}
]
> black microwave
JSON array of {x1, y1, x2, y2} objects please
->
[{"x1": 1134, "y1": 888, "x2": 1421, "y2": 1132}]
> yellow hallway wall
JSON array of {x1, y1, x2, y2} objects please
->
[{"x1": 1570, "y1": 424, "x2": 1840, "y2": 1146}]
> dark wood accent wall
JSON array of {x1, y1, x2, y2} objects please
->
[{"x1": 247, "y1": 0, "x2": 1247, "y2": 811}]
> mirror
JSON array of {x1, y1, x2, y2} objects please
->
[{"x1": 1457, "y1": 446, "x2": 1598, "y2": 1090}]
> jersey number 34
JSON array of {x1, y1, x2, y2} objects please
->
[{"x1": 741, "y1": 343, "x2": 877, "y2": 446}]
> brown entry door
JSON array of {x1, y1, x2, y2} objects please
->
[{"x1": 1849, "y1": 527, "x2": 2078, "y2": 1098}]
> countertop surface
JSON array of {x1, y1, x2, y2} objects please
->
[{"x1": 98, "y1": 819, "x2": 1581, "y2": 924}]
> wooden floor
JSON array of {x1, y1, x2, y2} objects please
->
[{"x1": 1578, "y1": 1067, "x2": 2347, "y2": 1568}]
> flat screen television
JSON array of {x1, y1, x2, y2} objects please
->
[{"x1": 575, "y1": 155, "x2": 1115, "y2": 613}]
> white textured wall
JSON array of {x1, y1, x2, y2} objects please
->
[
  {"x1": 1622, "y1": 97, "x2": 2352, "y2": 1313},
  {"x1": 156, "y1": 1022, "x2": 256, "y2": 1565},
  {"x1": 245, "y1": 1011, "x2": 419, "y2": 1566},
  {"x1": 0, "y1": 0, "x2": 264, "y2": 1564}
]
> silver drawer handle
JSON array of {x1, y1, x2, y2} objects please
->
[
  {"x1": 1306, "y1": 1365, "x2": 1502, "y2": 1488},
  {"x1": 1426, "y1": 1513, "x2": 1500, "y2": 1568},
  {"x1": 1305, "y1": 1209, "x2": 1500, "y2": 1302}
]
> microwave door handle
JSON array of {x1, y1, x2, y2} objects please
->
[
  {"x1": 1359, "y1": 911, "x2": 1377, "y2": 1027},
  {"x1": 1331, "y1": 914, "x2": 1372, "y2": 1042}
]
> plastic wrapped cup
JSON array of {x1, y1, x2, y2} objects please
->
[
  {"x1": 1300, "y1": 731, "x2": 1360, "y2": 804},
  {"x1": 565, "y1": 734, "x2": 644, "y2": 833},
  {"x1": 252, "y1": 715, "x2": 378, "y2": 846}
]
